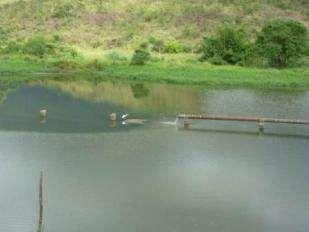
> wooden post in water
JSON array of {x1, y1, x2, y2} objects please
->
[
  {"x1": 183, "y1": 120, "x2": 190, "y2": 130},
  {"x1": 258, "y1": 120, "x2": 264, "y2": 133},
  {"x1": 37, "y1": 171, "x2": 43, "y2": 232}
]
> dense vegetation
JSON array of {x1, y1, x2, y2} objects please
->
[
  {"x1": 200, "y1": 19, "x2": 308, "y2": 68},
  {"x1": 200, "y1": 25, "x2": 249, "y2": 65},
  {"x1": 256, "y1": 19, "x2": 308, "y2": 68},
  {"x1": 0, "y1": 0, "x2": 308, "y2": 87}
]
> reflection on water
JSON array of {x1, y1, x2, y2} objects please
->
[
  {"x1": 37, "y1": 80, "x2": 201, "y2": 116},
  {"x1": 185, "y1": 127, "x2": 309, "y2": 140},
  {"x1": 0, "y1": 79, "x2": 308, "y2": 232},
  {"x1": 0, "y1": 79, "x2": 21, "y2": 103},
  {"x1": 201, "y1": 88, "x2": 309, "y2": 118},
  {"x1": 130, "y1": 83, "x2": 150, "y2": 99}
]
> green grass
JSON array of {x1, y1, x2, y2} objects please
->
[
  {"x1": 0, "y1": 54, "x2": 308, "y2": 89},
  {"x1": 0, "y1": 0, "x2": 308, "y2": 89},
  {"x1": 91, "y1": 63, "x2": 309, "y2": 88},
  {"x1": 0, "y1": 0, "x2": 307, "y2": 50},
  {"x1": 0, "y1": 56, "x2": 53, "y2": 74}
]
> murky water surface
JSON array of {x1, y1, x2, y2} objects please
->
[{"x1": 0, "y1": 80, "x2": 308, "y2": 232}]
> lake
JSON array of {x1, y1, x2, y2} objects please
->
[{"x1": 0, "y1": 79, "x2": 308, "y2": 232}]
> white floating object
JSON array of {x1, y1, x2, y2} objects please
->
[
  {"x1": 110, "y1": 113, "x2": 117, "y2": 121},
  {"x1": 123, "y1": 119, "x2": 146, "y2": 125},
  {"x1": 121, "y1": 114, "x2": 129, "y2": 119},
  {"x1": 39, "y1": 108, "x2": 48, "y2": 118}
]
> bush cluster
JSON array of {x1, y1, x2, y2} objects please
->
[
  {"x1": 256, "y1": 19, "x2": 307, "y2": 68},
  {"x1": 1, "y1": 34, "x2": 79, "y2": 59},
  {"x1": 130, "y1": 83, "x2": 150, "y2": 98},
  {"x1": 106, "y1": 51, "x2": 127, "y2": 65},
  {"x1": 0, "y1": 18, "x2": 307, "y2": 70},
  {"x1": 201, "y1": 19, "x2": 308, "y2": 68},
  {"x1": 148, "y1": 37, "x2": 185, "y2": 54},
  {"x1": 148, "y1": 37, "x2": 165, "y2": 53},
  {"x1": 131, "y1": 42, "x2": 151, "y2": 65},
  {"x1": 201, "y1": 25, "x2": 249, "y2": 65},
  {"x1": 164, "y1": 40, "x2": 184, "y2": 53},
  {"x1": 23, "y1": 35, "x2": 54, "y2": 57}
]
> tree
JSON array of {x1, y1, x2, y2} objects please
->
[
  {"x1": 256, "y1": 19, "x2": 307, "y2": 68},
  {"x1": 201, "y1": 25, "x2": 248, "y2": 65},
  {"x1": 131, "y1": 42, "x2": 151, "y2": 65},
  {"x1": 23, "y1": 35, "x2": 54, "y2": 57}
]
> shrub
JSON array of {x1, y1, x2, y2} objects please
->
[
  {"x1": 1, "y1": 34, "x2": 80, "y2": 61},
  {"x1": 200, "y1": 37, "x2": 220, "y2": 60},
  {"x1": 149, "y1": 37, "x2": 189, "y2": 54},
  {"x1": 106, "y1": 51, "x2": 127, "y2": 64},
  {"x1": 131, "y1": 49, "x2": 151, "y2": 65},
  {"x1": 240, "y1": 43, "x2": 264, "y2": 67},
  {"x1": 256, "y1": 19, "x2": 307, "y2": 68},
  {"x1": 23, "y1": 35, "x2": 54, "y2": 57},
  {"x1": 200, "y1": 25, "x2": 248, "y2": 65},
  {"x1": 130, "y1": 83, "x2": 150, "y2": 98},
  {"x1": 149, "y1": 37, "x2": 165, "y2": 53},
  {"x1": 131, "y1": 43, "x2": 151, "y2": 65},
  {"x1": 164, "y1": 40, "x2": 183, "y2": 53}
]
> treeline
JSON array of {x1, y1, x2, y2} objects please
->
[
  {"x1": 0, "y1": 19, "x2": 308, "y2": 69},
  {"x1": 133, "y1": 19, "x2": 308, "y2": 68},
  {"x1": 200, "y1": 19, "x2": 308, "y2": 68}
]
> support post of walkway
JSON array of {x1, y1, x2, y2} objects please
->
[
  {"x1": 37, "y1": 171, "x2": 43, "y2": 232},
  {"x1": 258, "y1": 120, "x2": 264, "y2": 133},
  {"x1": 183, "y1": 121, "x2": 190, "y2": 130}
]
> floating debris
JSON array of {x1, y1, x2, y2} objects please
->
[
  {"x1": 39, "y1": 108, "x2": 48, "y2": 118},
  {"x1": 122, "y1": 119, "x2": 146, "y2": 125},
  {"x1": 110, "y1": 113, "x2": 117, "y2": 121}
]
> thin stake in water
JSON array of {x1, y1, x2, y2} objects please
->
[{"x1": 37, "y1": 171, "x2": 43, "y2": 232}]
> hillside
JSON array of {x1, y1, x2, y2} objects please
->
[{"x1": 0, "y1": 0, "x2": 308, "y2": 50}]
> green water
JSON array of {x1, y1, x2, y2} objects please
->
[{"x1": 0, "y1": 80, "x2": 308, "y2": 232}]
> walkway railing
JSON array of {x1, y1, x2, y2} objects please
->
[{"x1": 177, "y1": 114, "x2": 309, "y2": 132}]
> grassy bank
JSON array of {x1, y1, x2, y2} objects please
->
[
  {"x1": 0, "y1": 57, "x2": 52, "y2": 75},
  {"x1": 0, "y1": 0, "x2": 308, "y2": 88},
  {"x1": 92, "y1": 63, "x2": 309, "y2": 88},
  {"x1": 0, "y1": 52, "x2": 309, "y2": 88},
  {"x1": 1, "y1": 0, "x2": 307, "y2": 50}
]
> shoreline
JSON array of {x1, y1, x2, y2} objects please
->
[{"x1": 0, "y1": 59, "x2": 308, "y2": 89}]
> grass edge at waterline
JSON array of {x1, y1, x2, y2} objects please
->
[{"x1": 0, "y1": 59, "x2": 308, "y2": 88}]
